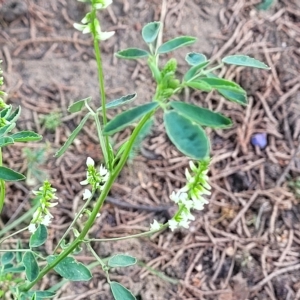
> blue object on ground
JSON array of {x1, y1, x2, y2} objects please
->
[{"x1": 251, "y1": 133, "x2": 267, "y2": 149}]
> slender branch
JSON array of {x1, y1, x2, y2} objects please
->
[
  {"x1": 88, "y1": 224, "x2": 169, "y2": 242},
  {"x1": 91, "y1": 8, "x2": 113, "y2": 171},
  {"x1": 53, "y1": 190, "x2": 96, "y2": 253}
]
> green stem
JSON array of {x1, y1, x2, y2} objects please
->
[
  {"x1": 87, "y1": 244, "x2": 112, "y2": 287},
  {"x1": 0, "y1": 180, "x2": 5, "y2": 215},
  {"x1": 53, "y1": 190, "x2": 96, "y2": 253},
  {"x1": 0, "y1": 203, "x2": 39, "y2": 237},
  {"x1": 0, "y1": 227, "x2": 28, "y2": 244},
  {"x1": 88, "y1": 224, "x2": 169, "y2": 242},
  {"x1": 94, "y1": 114, "x2": 109, "y2": 163},
  {"x1": 201, "y1": 63, "x2": 224, "y2": 76},
  {"x1": 0, "y1": 147, "x2": 4, "y2": 214},
  {"x1": 183, "y1": 63, "x2": 224, "y2": 85},
  {"x1": 91, "y1": 8, "x2": 113, "y2": 171},
  {"x1": 87, "y1": 243, "x2": 107, "y2": 270},
  {"x1": 22, "y1": 111, "x2": 155, "y2": 292}
]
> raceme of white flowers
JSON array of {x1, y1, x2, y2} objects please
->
[
  {"x1": 28, "y1": 181, "x2": 58, "y2": 233},
  {"x1": 150, "y1": 160, "x2": 211, "y2": 232},
  {"x1": 73, "y1": 0, "x2": 115, "y2": 41},
  {"x1": 80, "y1": 157, "x2": 109, "y2": 193}
]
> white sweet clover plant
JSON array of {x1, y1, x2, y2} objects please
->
[{"x1": 0, "y1": 0, "x2": 270, "y2": 299}]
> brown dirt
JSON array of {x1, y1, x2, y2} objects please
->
[{"x1": 1, "y1": 0, "x2": 300, "y2": 299}]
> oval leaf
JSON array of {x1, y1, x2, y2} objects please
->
[
  {"x1": 110, "y1": 281, "x2": 136, "y2": 300},
  {"x1": 54, "y1": 113, "x2": 91, "y2": 157},
  {"x1": 218, "y1": 89, "x2": 247, "y2": 105},
  {"x1": 23, "y1": 252, "x2": 39, "y2": 282},
  {"x1": 26, "y1": 291, "x2": 56, "y2": 299},
  {"x1": 183, "y1": 61, "x2": 210, "y2": 82},
  {"x1": 30, "y1": 224, "x2": 48, "y2": 248},
  {"x1": 164, "y1": 111, "x2": 209, "y2": 160},
  {"x1": 3, "y1": 263, "x2": 13, "y2": 269},
  {"x1": 0, "y1": 106, "x2": 12, "y2": 118},
  {"x1": 200, "y1": 77, "x2": 245, "y2": 92},
  {"x1": 115, "y1": 48, "x2": 149, "y2": 60},
  {"x1": 142, "y1": 22, "x2": 161, "y2": 44},
  {"x1": 103, "y1": 102, "x2": 159, "y2": 135},
  {"x1": 205, "y1": 73, "x2": 247, "y2": 105},
  {"x1": 99, "y1": 93, "x2": 137, "y2": 111},
  {"x1": 0, "y1": 166, "x2": 25, "y2": 181},
  {"x1": 222, "y1": 55, "x2": 270, "y2": 69},
  {"x1": 0, "y1": 122, "x2": 16, "y2": 136},
  {"x1": 2, "y1": 265, "x2": 25, "y2": 274},
  {"x1": 0, "y1": 137, "x2": 14, "y2": 147},
  {"x1": 170, "y1": 101, "x2": 232, "y2": 129},
  {"x1": 108, "y1": 254, "x2": 137, "y2": 268},
  {"x1": 68, "y1": 97, "x2": 91, "y2": 113},
  {"x1": 186, "y1": 80, "x2": 212, "y2": 92},
  {"x1": 10, "y1": 131, "x2": 42, "y2": 142},
  {"x1": 185, "y1": 52, "x2": 207, "y2": 66},
  {"x1": 1, "y1": 252, "x2": 14, "y2": 265},
  {"x1": 157, "y1": 36, "x2": 196, "y2": 54},
  {"x1": 46, "y1": 255, "x2": 92, "y2": 281}
]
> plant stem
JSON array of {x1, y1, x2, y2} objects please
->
[
  {"x1": 87, "y1": 243, "x2": 107, "y2": 270},
  {"x1": 0, "y1": 203, "x2": 39, "y2": 237},
  {"x1": 0, "y1": 147, "x2": 4, "y2": 214},
  {"x1": 53, "y1": 191, "x2": 96, "y2": 253},
  {"x1": 91, "y1": 8, "x2": 113, "y2": 171},
  {"x1": 88, "y1": 224, "x2": 169, "y2": 242},
  {"x1": 0, "y1": 227, "x2": 28, "y2": 244},
  {"x1": 22, "y1": 111, "x2": 156, "y2": 292}
]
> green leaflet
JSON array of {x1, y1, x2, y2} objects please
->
[
  {"x1": 164, "y1": 110, "x2": 209, "y2": 160},
  {"x1": 170, "y1": 101, "x2": 232, "y2": 129},
  {"x1": 115, "y1": 48, "x2": 150, "y2": 59},
  {"x1": 103, "y1": 102, "x2": 159, "y2": 135},
  {"x1": 110, "y1": 281, "x2": 136, "y2": 300},
  {"x1": 222, "y1": 55, "x2": 270, "y2": 69},
  {"x1": 46, "y1": 255, "x2": 92, "y2": 281},
  {"x1": 157, "y1": 36, "x2": 196, "y2": 54},
  {"x1": 142, "y1": 22, "x2": 161, "y2": 44},
  {"x1": 108, "y1": 254, "x2": 137, "y2": 268}
]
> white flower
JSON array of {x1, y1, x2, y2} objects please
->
[
  {"x1": 178, "y1": 218, "x2": 191, "y2": 229},
  {"x1": 97, "y1": 31, "x2": 115, "y2": 41},
  {"x1": 168, "y1": 219, "x2": 179, "y2": 231},
  {"x1": 41, "y1": 215, "x2": 52, "y2": 226},
  {"x1": 181, "y1": 211, "x2": 195, "y2": 222},
  {"x1": 83, "y1": 189, "x2": 92, "y2": 200},
  {"x1": 81, "y1": 13, "x2": 91, "y2": 24},
  {"x1": 48, "y1": 202, "x2": 58, "y2": 208},
  {"x1": 170, "y1": 191, "x2": 180, "y2": 203},
  {"x1": 181, "y1": 198, "x2": 194, "y2": 210},
  {"x1": 86, "y1": 157, "x2": 95, "y2": 167},
  {"x1": 150, "y1": 219, "x2": 161, "y2": 231},
  {"x1": 73, "y1": 23, "x2": 91, "y2": 34},
  {"x1": 80, "y1": 176, "x2": 89, "y2": 186},
  {"x1": 189, "y1": 161, "x2": 198, "y2": 172},
  {"x1": 192, "y1": 195, "x2": 209, "y2": 210},
  {"x1": 99, "y1": 165, "x2": 108, "y2": 176},
  {"x1": 94, "y1": 0, "x2": 112, "y2": 9},
  {"x1": 28, "y1": 223, "x2": 37, "y2": 233}
]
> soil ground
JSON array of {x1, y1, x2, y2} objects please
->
[{"x1": 1, "y1": 0, "x2": 300, "y2": 299}]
